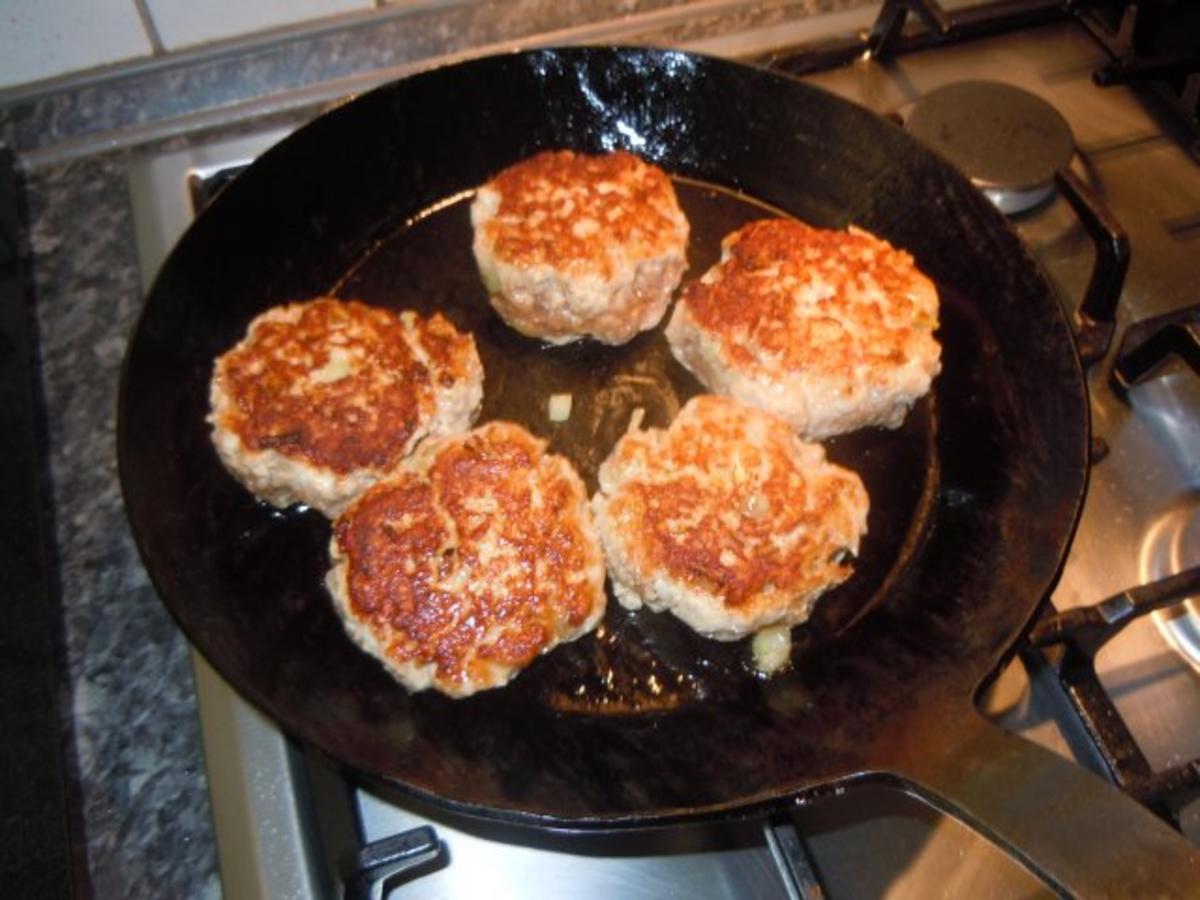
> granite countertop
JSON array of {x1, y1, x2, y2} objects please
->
[
  {"x1": 20, "y1": 150, "x2": 222, "y2": 898},
  {"x1": 2, "y1": 1, "x2": 872, "y2": 895}
]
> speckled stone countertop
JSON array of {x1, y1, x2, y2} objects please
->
[
  {"x1": 20, "y1": 151, "x2": 221, "y2": 898},
  {"x1": 4, "y1": 1, "x2": 871, "y2": 895}
]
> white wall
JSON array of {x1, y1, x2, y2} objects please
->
[{"x1": 0, "y1": 0, "x2": 377, "y2": 90}]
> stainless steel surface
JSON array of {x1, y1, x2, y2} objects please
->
[
  {"x1": 192, "y1": 654, "x2": 330, "y2": 900},
  {"x1": 127, "y1": 11, "x2": 1200, "y2": 899}
]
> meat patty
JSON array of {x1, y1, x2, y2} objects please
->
[
  {"x1": 326, "y1": 421, "x2": 606, "y2": 697},
  {"x1": 471, "y1": 149, "x2": 690, "y2": 345},
  {"x1": 665, "y1": 218, "x2": 941, "y2": 440},
  {"x1": 209, "y1": 298, "x2": 482, "y2": 517},
  {"x1": 592, "y1": 395, "x2": 869, "y2": 640}
]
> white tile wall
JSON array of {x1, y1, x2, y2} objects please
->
[
  {"x1": 144, "y1": 0, "x2": 371, "y2": 51},
  {"x1": 0, "y1": 0, "x2": 374, "y2": 90},
  {"x1": 0, "y1": 0, "x2": 153, "y2": 89}
]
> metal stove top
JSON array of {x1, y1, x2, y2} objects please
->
[{"x1": 128, "y1": 7, "x2": 1200, "y2": 898}]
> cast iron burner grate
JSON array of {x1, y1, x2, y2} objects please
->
[
  {"x1": 765, "y1": 0, "x2": 1068, "y2": 76},
  {"x1": 1016, "y1": 304, "x2": 1200, "y2": 835},
  {"x1": 1028, "y1": 569, "x2": 1200, "y2": 829},
  {"x1": 1070, "y1": 0, "x2": 1200, "y2": 159}
]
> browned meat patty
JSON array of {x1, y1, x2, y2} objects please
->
[
  {"x1": 326, "y1": 421, "x2": 606, "y2": 697},
  {"x1": 666, "y1": 218, "x2": 941, "y2": 440},
  {"x1": 209, "y1": 297, "x2": 482, "y2": 517},
  {"x1": 592, "y1": 395, "x2": 869, "y2": 640},
  {"x1": 471, "y1": 149, "x2": 689, "y2": 345}
]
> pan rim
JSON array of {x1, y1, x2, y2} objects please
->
[{"x1": 117, "y1": 44, "x2": 1089, "y2": 826}]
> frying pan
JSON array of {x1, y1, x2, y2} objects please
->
[{"x1": 117, "y1": 47, "x2": 1200, "y2": 894}]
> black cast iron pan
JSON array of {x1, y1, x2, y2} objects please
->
[{"x1": 117, "y1": 48, "x2": 1200, "y2": 894}]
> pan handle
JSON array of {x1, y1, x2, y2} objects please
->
[{"x1": 883, "y1": 709, "x2": 1200, "y2": 897}]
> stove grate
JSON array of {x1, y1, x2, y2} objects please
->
[
  {"x1": 1028, "y1": 568, "x2": 1200, "y2": 827},
  {"x1": 764, "y1": 0, "x2": 1065, "y2": 76},
  {"x1": 1110, "y1": 304, "x2": 1200, "y2": 394},
  {"x1": 1070, "y1": 0, "x2": 1200, "y2": 158}
]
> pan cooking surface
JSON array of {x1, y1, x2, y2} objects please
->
[
  {"x1": 328, "y1": 181, "x2": 939, "y2": 714},
  {"x1": 118, "y1": 48, "x2": 1087, "y2": 825}
]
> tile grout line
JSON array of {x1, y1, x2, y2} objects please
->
[{"x1": 131, "y1": 0, "x2": 167, "y2": 56}]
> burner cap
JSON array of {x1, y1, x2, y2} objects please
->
[{"x1": 906, "y1": 81, "x2": 1075, "y2": 215}]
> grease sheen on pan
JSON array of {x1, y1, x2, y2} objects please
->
[
  {"x1": 471, "y1": 149, "x2": 689, "y2": 345},
  {"x1": 592, "y1": 395, "x2": 869, "y2": 641},
  {"x1": 208, "y1": 297, "x2": 483, "y2": 517},
  {"x1": 327, "y1": 421, "x2": 607, "y2": 698},
  {"x1": 666, "y1": 218, "x2": 942, "y2": 440}
]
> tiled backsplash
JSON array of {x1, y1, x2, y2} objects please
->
[
  {"x1": 2, "y1": 0, "x2": 156, "y2": 88},
  {"x1": 0, "y1": 0, "x2": 375, "y2": 89}
]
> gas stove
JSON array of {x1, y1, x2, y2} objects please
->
[{"x1": 127, "y1": 3, "x2": 1200, "y2": 896}]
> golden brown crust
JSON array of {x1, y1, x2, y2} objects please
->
[
  {"x1": 594, "y1": 396, "x2": 868, "y2": 637},
  {"x1": 680, "y1": 218, "x2": 937, "y2": 382},
  {"x1": 479, "y1": 149, "x2": 685, "y2": 279},
  {"x1": 211, "y1": 299, "x2": 471, "y2": 475},
  {"x1": 665, "y1": 218, "x2": 941, "y2": 440},
  {"x1": 331, "y1": 422, "x2": 605, "y2": 696}
]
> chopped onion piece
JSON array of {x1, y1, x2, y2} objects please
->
[
  {"x1": 548, "y1": 393, "x2": 573, "y2": 422},
  {"x1": 751, "y1": 625, "x2": 792, "y2": 676}
]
